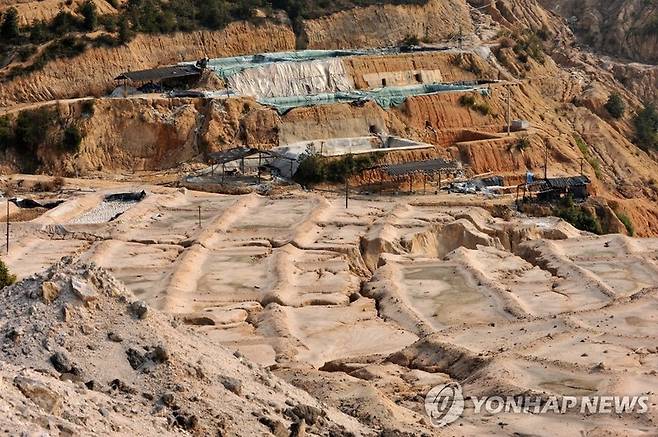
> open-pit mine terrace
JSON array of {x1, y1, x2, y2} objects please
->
[{"x1": 4, "y1": 181, "x2": 658, "y2": 435}]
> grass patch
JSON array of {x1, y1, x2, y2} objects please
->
[{"x1": 614, "y1": 210, "x2": 635, "y2": 236}]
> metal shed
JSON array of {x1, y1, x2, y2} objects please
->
[{"x1": 114, "y1": 65, "x2": 202, "y2": 83}]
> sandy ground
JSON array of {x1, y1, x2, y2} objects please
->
[{"x1": 1, "y1": 177, "x2": 657, "y2": 435}]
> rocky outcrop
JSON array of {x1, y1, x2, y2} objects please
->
[{"x1": 538, "y1": 0, "x2": 658, "y2": 64}]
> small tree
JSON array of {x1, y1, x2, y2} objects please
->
[
  {"x1": 79, "y1": 0, "x2": 98, "y2": 31},
  {"x1": 0, "y1": 116, "x2": 14, "y2": 151},
  {"x1": 604, "y1": 93, "x2": 625, "y2": 119},
  {"x1": 0, "y1": 7, "x2": 20, "y2": 41},
  {"x1": 0, "y1": 259, "x2": 16, "y2": 288},
  {"x1": 117, "y1": 15, "x2": 134, "y2": 43}
]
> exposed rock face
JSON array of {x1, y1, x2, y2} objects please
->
[
  {"x1": 538, "y1": 0, "x2": 658, "y2": 64},
  {"x1": 301, "y1": 0, "x2": 473, "y2": 49}
]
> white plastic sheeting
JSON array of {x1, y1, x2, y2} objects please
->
[{"x1": 227, "y1": 58, "x2": 355, "y2": 98}]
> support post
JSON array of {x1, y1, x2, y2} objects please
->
[
  {"x1": 345, "y1": 177, "x2": 349, "y2": 209},
  {"x1": 544, "y1": 141, "x2": 549, "y2": 180},
  {"x1": 198, "y1": 205, "x2": 201, "y2": 228},
  {"x1": 409, "y1": 174, "x2": 413, "y2": 194},
  {"x1": 5, "y1": 199, "x2": 8, "y2": 254},
  {"x1": 257, "y1": 153, "x2": 262, "y2": 184},
  {"x1": 506, "y1": 86, "x2": 512, "y2": 136}
]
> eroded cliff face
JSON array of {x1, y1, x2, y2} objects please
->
[
  {"x1": 0, "y1": 0, "x2": 118, "y2": 25},
  {"x1": 538, "y1": 0, "x2": 658, "y2": 64},
  {"x1": 0, "y1": 22, "x2": 296, "y2": 107},
  {"x1": 301, "y1": 0, "x2": 473, "y2": 49}
]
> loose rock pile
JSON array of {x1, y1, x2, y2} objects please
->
[{"x1": 0, "y1": 258, "x2": 366, "y2": 436}]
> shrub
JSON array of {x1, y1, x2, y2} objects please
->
[
  {"x1": 61, "y1": 125, "x2": 83, "y2": 152},
  {"x1": 0, "y1": 116, "x2": 14, "y2": 151},
  {"x1": 459, "y1": 94, "x2": 476, "y2": 107},
  {"x1": 81, "y1": 100, "x2": 95, "y2": 117},
  {"x1": 49, "y1": 11, "x2": 82, "y2": 36},
  {"x1": 459, "y1": 94, "x2": 490, "y2": 116},
  {"x1": 34, "y1": 176, "x2": 65, "y2": 192},
  {"x1": 294, "y1": 149, "x2": 381, "y2": 185},
  {"x1": 556, "y1": 203, "x2": 602, "y2": 234},
  {"x1": 0, "y1": 259, "x2": 16, "y2": 288},
  {"x1": 15, "y1": 108, "x2": 53, "y2": 153},
  {"x1": 516, "y1": 136, "x2": 530, "y2": 150},
  {"x1": 400, "y1": 34, "x2": 420, "y2": 47},
  {"x1": 78, "y1": 0, "x2": 98, "y2": 31},
  {"x1": 117, "y1": 15, "x2": 135, "y2": 43},
  {"x1": 0, "y1": 7, "x2": 20, "y2": 41},
  {"x1": 512, "y1": 30, "x2": 545, "y2": 64},
  {"x1": 499, "y1": 36, "x2": 514, "y2": 49},
  {"x1": 633, "y1": 103, "x2": 658, "y2": 150},
  {"x1": 604, "y1": 93, "x2": 625, "y2": 119}
]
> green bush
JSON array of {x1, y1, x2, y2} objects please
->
[
  {"x1": 294, "y1": 149, "x2": 381, "y2": 185},
  {"x1": 79, "y1": 0, "x2": 99, "y2": 31},
  {"x1": 0, "y1": 260, "x2": 16, "y2": 288},
  {"x1": 556, "y1": 203, "x2": 602, "y2": 235},
  {"x1": 61, "y1": 125, "x2": 83, "y2": 152},
  {"x1": 0, "y1": 7, "x2": 20, "y2": 41},
  {"x1": 516, "y1": 136, "x2": 530, "y2": 150},
  {"x1": 81, "y1": 100, "x2": 95, "y2": 117},
  {"x1": 633, "y1": 103, "x2": 658, "y2": 150},
  {"x1": 400, "y1": 34, "x2": 420, "y2": 47},
  {"x1": 0, "y1": 116, "x2": 14, "y2": 151},
  {"x1": 512, "y1": 30, "x2": 545, "y2": 64},
  {"x1": 604, "y1": 93, "x2": 625, "y2": 119},
  {"x1": 15, "y1": 108, "x2": 53, "y2": 153}
]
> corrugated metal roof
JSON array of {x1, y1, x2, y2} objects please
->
[
  {"x1": 208, "y1": 147, "x2": 289, "y2": 165},
  {"x1": 114, "y1": 65, "x2": 201, "y2": 82},
  {"x1": 382, "y1": 158, "x2": 460, "y2": 177},
  {"x1": 545, "y1": 175, "x2": 590, "y2": 189}
]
